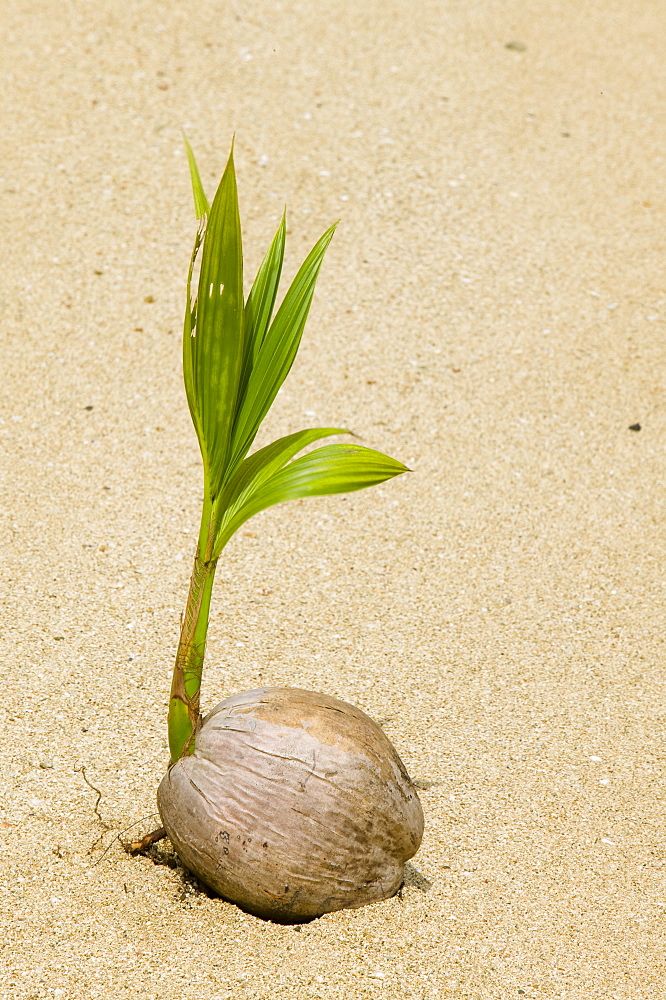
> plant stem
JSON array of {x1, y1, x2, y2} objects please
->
[{"x1": 168, "y1": 496, "x2": 218, "y2": 763}]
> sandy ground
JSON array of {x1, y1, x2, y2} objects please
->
[{"x1": 1, "y1": 1, "x2": 665, "y2": 997}]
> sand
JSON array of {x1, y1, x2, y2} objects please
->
[{"x1": 1, "y1": 0, "x2": 664, "y2": 997}]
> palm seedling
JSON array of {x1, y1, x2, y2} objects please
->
[{"x1": 153, "y1": 141, "x2": 424, "y2": 922}]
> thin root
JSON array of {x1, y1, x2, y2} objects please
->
[
  {"x1": 127, "y1": 827, "x2": 168, "y2": 854},
  {"x1": 77, "y1": 765, "x2": 110, "y2": 829}
]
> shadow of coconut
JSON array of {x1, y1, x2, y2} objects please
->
[{"x1": 401, "y1": 862, "x2": 433, "y2": 892}]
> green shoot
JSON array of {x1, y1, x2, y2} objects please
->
[{"x1": 168, "y1": 141, "x2": 409, "y2": 764}]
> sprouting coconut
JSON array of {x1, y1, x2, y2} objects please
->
[
  {"x1": 142, "y1": 141, "x2": 423, "y2": 922},
  {"x1": 158, "y1": 687, "x2": 423, "y2": 922}
]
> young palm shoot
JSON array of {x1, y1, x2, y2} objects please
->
[{"x1": 155, "y1": 142, "x2": 424, "y2": 922}]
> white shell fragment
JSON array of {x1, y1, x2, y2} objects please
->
[{"x1": 157, "y1": 687, "x2": 424, "y2": 922}]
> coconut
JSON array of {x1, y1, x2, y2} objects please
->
[{"x1": 157, "y1": 686, "x2": 424, "y2": 923}]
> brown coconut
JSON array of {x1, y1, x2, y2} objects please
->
[{"x1": 157, "y1": 687, "x2": 424, "y2": 922}]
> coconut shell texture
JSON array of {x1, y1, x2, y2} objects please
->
[{"x1": 157, "y1": 687, "x2": 424, "y2": 922}]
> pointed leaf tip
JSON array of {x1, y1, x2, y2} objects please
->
[{"x1": 183, "y1": 134, "x2": 210, "y2": 219}]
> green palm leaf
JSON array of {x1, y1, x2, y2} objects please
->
[
  {"x1": 190, "y1": 146, "x2": 244, "y2": 499},
  {"x1": 213, "y1": 427, "x2": 348, "y2": 556},
  {"x1": 228, "y1": 223, "x2": 337, "y2": 471},
  {"x1": 215, "y1": 444, "x2": 408, "y2": 551},
  {"x1": 182, "y1": 224, "x2": 207, "y2": 475},
  {"x1": 183, "y1": 135, "x2": 211, "y2": 220},
  {"x1": 237, "y1": 213, "x2": 286, "y2": 408}
]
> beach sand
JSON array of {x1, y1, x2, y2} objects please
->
[{"x1": 1, "y1": 1, "x2": 664, "y2": 997}]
